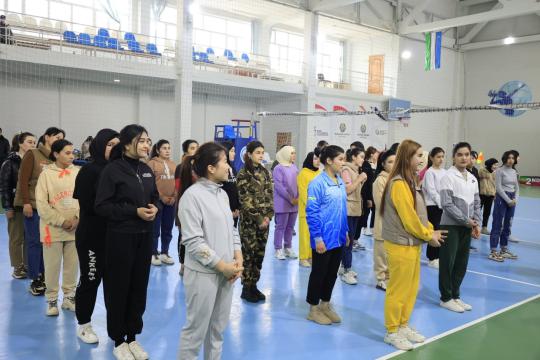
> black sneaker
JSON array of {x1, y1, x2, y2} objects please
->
[
  {"x1": 29, "y1": 280, "x2": 45, "y2": 296},
  {"x1": 241, "y1": 286, "x2": 259, "y2": 303},
  {"x1": 253, "y1": 287, "x2": 266, "y2": 301},
  {"x1": 36, "y1": 274, "x2": 46, "y2": 291}
]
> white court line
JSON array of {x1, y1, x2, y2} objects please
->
[
  {"x1": 514, "y1": 217, "x2": 540, "y2": 223},
  {"x1": 418, "y1": 259, "x2": 540, "y2": 288},
  {"x1": 375, "y1": 293, "x2": 540, "y2": 360}
]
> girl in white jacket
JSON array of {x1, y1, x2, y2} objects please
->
[{"x1": 36, "y1": 139, "x2": 80, "y2": 317}]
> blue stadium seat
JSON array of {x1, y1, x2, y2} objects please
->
[
  {"x1": 63, "y1": 31, "x2": 77, "y2": 43},
  {"x1": 207, "y1": 47, "x2": 215, "y2": 55},
  {"x1": 146, "y1": 43, "x2": 161, "y2": 55},
  {"x1": 124, "y1": 32, "x2": 136, "y2": 42},
  {"x1": 97, "y1": 28, "x2": 110, "y2": 38},
  {"x1": 241, "y1": 53, "x2": 250, "y2": 63},
  {"x1": 107, "y1": 38, "x2": 123, "y2": 50},
  {"x1": 127, "y1": 40, "x2": 144, "y2": 53},
  {"x1": 224, "y1": 49, "x2": 237, "y2": 61},
  {"x1": 94, "y1": 35, "x2": 107, "y2": 48},
  {"x1": 78, "y1": 33, "x2": 92, "y2": 46}
]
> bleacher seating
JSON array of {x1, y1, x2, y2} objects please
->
[
  {"x1": 98, "y1": 28, "x2": 110, "y2": 38},
  {"x1": 23, "y1": 16, "x2": 38, "y2": 27},
  {"x1": 224, "y1": 49, "x2": 236, "y2": 61},
  {"x1": 6, "y1": 14, "x2": 22, "y2": 26},
  {"x1": 241, "y1": 53, "x2": 250, "y2": 63},
  {"x1": 107, "y1": 37, "x2": 123, "y2": 50},
  {"x1": 78, "y1": 33, "x2": 92, "y2": 46},
  {"x1": 63, "y1": 31, "x2": 77, "y2": 43},
  {"x1": 55, "y1": 21, "x2": 67, "y2": 32},
  {"x1": 127, "y1": 40, "x2": 144, "y2": 53},
  {"x1": 94, "y1": 35, "x2": 108, "y2": 48},
  {"x1": 124, "y1": 32, "x2": 136, "y2": 42},
  {"x1": 39, "y1": 19, "x2": 53, "y2": 29},
  {"x1": 146, "y1": 43, "x2": 160, "y2": 55}
]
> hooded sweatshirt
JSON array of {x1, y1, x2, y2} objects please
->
[
  {"x1": 341, "y1": 162, "x2": 363, "y2": 216},
  {"x1": 147, "y1": 156, "x2": 177, "y2": 201},
  {"x1": 73, "y1": 129, "x2": 119, "y2": 244},
  {"x1": 14, "y1": 145, "x2": 52, "y2": 208},
  {"x1": 35, "y1": 163, "x2": 80, "y2": 245}
]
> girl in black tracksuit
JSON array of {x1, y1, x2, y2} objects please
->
[
  {"x1": 95, "y1": 125, "x2": 159, "y2": 359},
  {"x1": 73, "y1": 128, "x2": 119, "y2": 344},
  {"x1": 359, "y1": 147, "x2": 377, "y2": 237},
  {"x1": 221, "y1": 141, "x2": 240, "y2": 227}
]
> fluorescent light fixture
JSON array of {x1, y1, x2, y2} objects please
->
[
  {"x1": 503, "y1": 36, "x2": 515, "y2": 45},
  {"x1": 401, "y1": 50, "x2": 412, "y2": 59},
  {"x1": 113, "y1": 79, "x2": 120, "y2": 83}
]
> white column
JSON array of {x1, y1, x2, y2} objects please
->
[
  {"x1": 131, "y1": 0, "x2": 139, "y2": 33},
  {"x1": 174, "y1": 0, "x2": 193, "y2": 162},
  {"x1": 300, "y1": 12, "x2": 319, "y2": 158},
  {"x1": 140, "y1": 0, "x2": 152, "y2": 36}
]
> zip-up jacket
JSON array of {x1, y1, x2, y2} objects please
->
[
  {"x1": 306, "y1": 171, "x2": 348, "y2": 250},
  {"x1": 179, "y1": 178, "x2": 242, "y2": 274},
  {"x1": 0, "y1": 152, "x2": 21, "y2": 210},
  {"x1": 440, "y1": 166, "x2": 482, "y2": 226},
  {"x1": 95, "y1": 157, "x2": 160, "y2": 233}
]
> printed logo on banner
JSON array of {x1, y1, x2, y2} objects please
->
[
  {"x1": 375, "y1": 129, "x2": 388, "y2": 136},
  {"x1": 355, "y1": 123, "x2": 370, "y2": 140},
  {"x1": 360, "y1": 124, "x2": 367, "y2": 134},
  {"x1": 313, "y1": 126, "x2": 329, "y2": 137},
  {"x1": 334, "y1": 122, "x2": 350, "y2": 137},
  {"x1": 339, "y1": 123, "x2": 347, "y2": 133},
  {"x1": 240, "y1": 146, "x2": 247, "y2": 163}
]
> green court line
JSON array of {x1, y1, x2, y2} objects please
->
[{"x1": 392, "y1": 297, "x2": 540, "y2": 360}]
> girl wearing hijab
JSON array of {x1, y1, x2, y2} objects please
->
[
  {"x1": 74, "y1": 129, "x2": 119, "y2": 344},
  {"x1": 297, "y1": 149, "x2": 321, "y2": 267},
  {"x1": 273, "y1": 146, "x2": 299, "y2": 260}
]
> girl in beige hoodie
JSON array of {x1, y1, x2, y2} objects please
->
[
  {"x1": 36, "y1": 139, "x2": 80, "y2": 317},
  {"x1": 372, "y1": 150, "x2": 396, "y2": 291}
]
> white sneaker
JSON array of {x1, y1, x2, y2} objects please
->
[
  {"x1": 113, "y1": 343, "x2": 135, "y2": 360},
  {"x1": 428, "y1": 259, "x2": 439, "y2": 269},
  {"x1": 46, "y1": 299, "x2": 59, "y2": 316},
  {"x1": 364, "y1": 228, "x2": 373, "y2": 237},
  {"x1": 275, "y1": 249, "x2": 286, "y2": 260},
  {"x1": 340, "y1": 271, "x2": 358, "y2": 285},
  {"x1": 77, "y1": 324, "x2": 99, "y2": 344},
  {"x1": 61, "y1": 295, "x2": 76, "y2": 312},
  {"x1": 376, "y1": 280, "x2": 387, "y2": 291},
  {"x1": 151, "y1": 255, "x2": 162, "y2": 266},
  {"x1": 128, "y1": 341, "x2": 149, "y2": 360},
  {"x1": 384, "y1": 331, "x2": 413, "y2": 351},
  {"x1": 454, "y1": 298, "x2": 472, "y2": 311},
  {"x1": 398, "y1": 325, "x2": 426, "y2": 343},
  {"x1": 338, "y1": 265, "x2": 345, "y2": 276},
  {"x1": 347, "y1": 268, "x2": 358, "y2": 278},
  {"x1": 440, "y1": 300, "x2": 465, "y2": 313},
  {"x1": 284, "y1": 248, "x2": 298, "y2": 259},
  {"x1": 159, "y1": 254, "x2": 175, "y2": 265},
  {"x1": 299, "y1": 259, "x2": 311, "y2": 267}
]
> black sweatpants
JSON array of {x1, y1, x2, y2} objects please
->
[
  {"x1": 306, "y1": 246, "x2": 343, "y2": 306},
  {"x1": 480, "y1": 195, "x2": 494, "y2": 228},
  {"x1": 75, "y1": 234, "x2": 105, "y2": 325},
  {"x1": 104, "y1": 230, "x2": 152, "y2": 342},
  {"x1": 439, "y1": 225, "x2": 471, "y2": 302},
  {"x1": 426, "y1": 206, "x2": 443, "y2": 261}
]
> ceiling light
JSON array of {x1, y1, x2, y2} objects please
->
[
  {"x1": 503, "y1": 36, "x2": 515, "y2": 45},
  {"x1": 401, "y1": 50, "x2": 412, "y2": 59},
  {"x1": 113, "y1": 79, "x2": 120, "y2": 83}
]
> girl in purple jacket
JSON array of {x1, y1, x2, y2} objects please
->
[{"x1": 272, "y1": 146, "x2": 299, "y2": 260}]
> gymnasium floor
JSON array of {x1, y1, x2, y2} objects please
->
[{"x1": 1, "y1": 188, "x2": 539, "y2": 360}]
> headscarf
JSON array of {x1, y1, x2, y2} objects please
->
[{"x1": 275, "y1": 145, "x2": 295, "y2": 166}]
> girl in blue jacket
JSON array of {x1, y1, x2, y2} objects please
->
[{"x1": 305, "y1": 145, "x2": 349, "y2": 325}]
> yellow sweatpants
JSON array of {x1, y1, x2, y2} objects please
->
[
  {"x1": 298, "y1": 216, "x2": 312, "y2": 261},
  {"x1": 384, "y1": 241, "x2": 421, "y2": 333},
  {"x1": 43, "y1": 240, "x2": 79, "y2": 301}
]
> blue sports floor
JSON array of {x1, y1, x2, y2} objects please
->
[{"x1": 1, "y1": 194, "x2": 539, "y2": 359}]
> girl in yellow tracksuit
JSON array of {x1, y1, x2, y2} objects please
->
[
  {"x1": 379, "y1": 139, "x2": 445, "y2": 351},
  {"x1": 297, "y1": 150, "x2": 321, "y2": 267}
]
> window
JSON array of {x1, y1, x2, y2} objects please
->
[
  {"x1": 270, "y1": 29, "x2": 304, "y2": 76},
  {"x1": 25, "y1": 0, "x2": 48, "y2": 17},
  {"x1": 192, "y1": 13, "x2": 251, "y2": 56},
  {"x1": 15, "y1": 0, "x2": 131, "y2": 31},
  {"x1": 317, "y1": 38, "x2": 343, "y2": 82}
]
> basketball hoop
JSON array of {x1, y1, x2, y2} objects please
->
[{"x1": 399, "y1": 117, "x2": 409, "y2": 127}]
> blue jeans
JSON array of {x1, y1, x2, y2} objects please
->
[
  {"x1": 342, "y1": 216, "x2": 359, "y2": 269},
  {"x1": 24, "y1": 211, "x2": 44, "y2": 280},
  {"x1": 153, "y1": 202, "x2": 175, "y2": 255},
  {"x1": 489, "y1": 192, "x2": 516, "y2": 250}
]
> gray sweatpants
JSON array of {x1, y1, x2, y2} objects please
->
[{"x1": 178, "y1": 268, "x2": 234, "y2": 360}]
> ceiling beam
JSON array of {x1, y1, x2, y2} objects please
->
[
  {"x1": 364, "y1": 0, "x2": 384, "y2": 21},
  {"x1": 401, "y1": 0, "x2": 431, "y2": 26},
  {"x1": 400, "y1": 2, "x2": 540, "y2": 34},
  {"x1": 461, "y1": 33, "x2": 540, "y2": 50},
  {"x1": 460, "y1": 1, "x2": 502, "y2": 43},
  {"x1": 459, "y1": 0, "x2": 497, "y2": 7},
  {"x1": 309, "y1": 0, "x2": 366, "y2": 12}
]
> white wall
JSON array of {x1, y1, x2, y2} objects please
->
[
  {"x1": 464, "y1": 42, "x2": 540, "y2": 176},
  {"x1": 394, "y1": 37, "x2": 463, "y2": 156}
]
